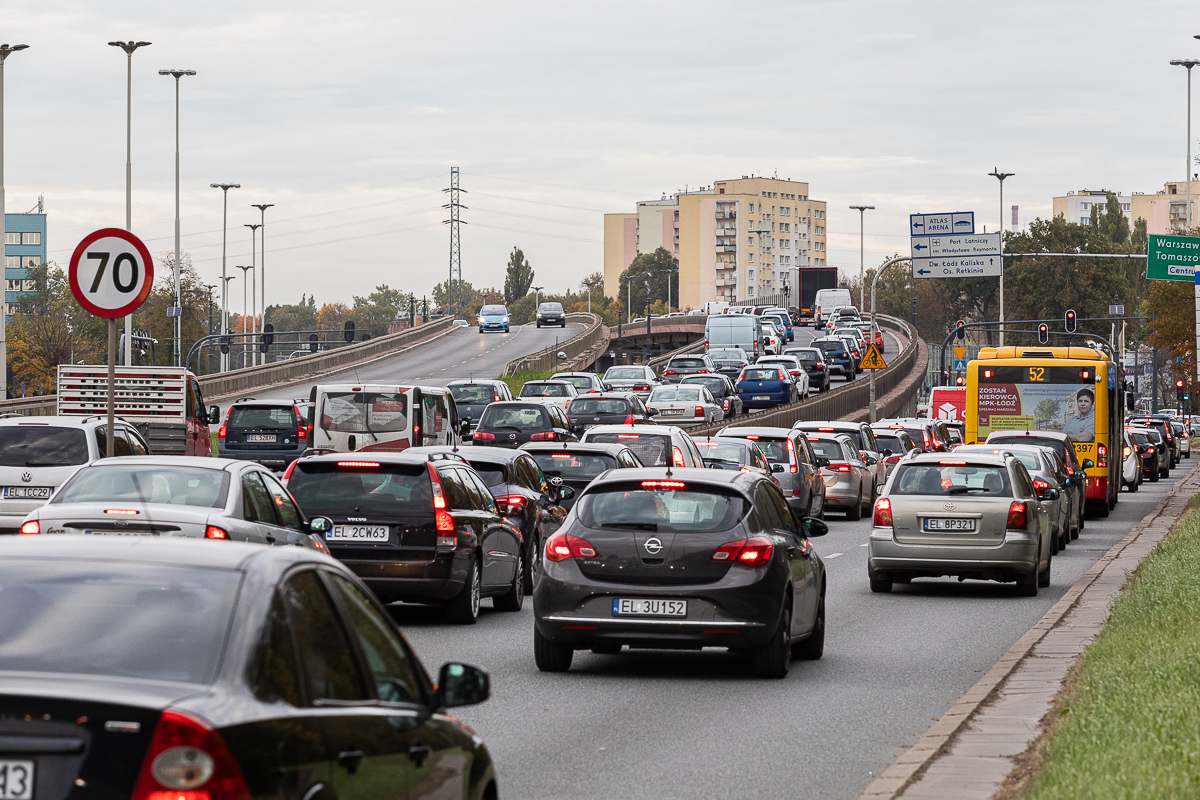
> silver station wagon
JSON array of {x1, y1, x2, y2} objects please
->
[{"x1": 868, "y1": 452, "x2": 1053, "y2": 596}]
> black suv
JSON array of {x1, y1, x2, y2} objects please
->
[
  {"x1": 784, "y1": 346, "x2": 830, "y2": 392},
  {"x1": 566, "y1": 393, "x2": 657, "y2": 428},
  {"x1": 448, "y1": 379, "x2": 513, "y2": 430},
  {"x1": 285, "y1": 452, "x2": 526, "y2": 624},
  {"x1": 471, "y1": 401, "x2": 579, "y2": 446},
  {"x1": 679, "y1": 374, "x2": 744, "y2": 417},
  {"x1": 217, "y1": 398, "x2": 306, "y2": 469},
  {"x1": 520, "y1": 441, "x2": 644, "y2": 511},
  {"x1": 537, "y1": 302, "x2": 567, "y2": 328}
]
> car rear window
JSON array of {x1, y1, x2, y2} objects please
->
[
  {"x1": 464, "y1": 461, "x2": 507, "y2": 488},
  {"x1": 787, "y1": 350, "x2": 819, "y2": 362},
  {"x1": 740, "y1": 368, "x2": 785, "y2": 382},
  {"x1": 0, "y1": 426, "x2": 90, "y2": 467},
  {"x1": 229, "y1": 406, "x2": 295, "y2": 429},
  {"x1": 578, "y1": 484, "x2": 746, "y2": 533},
  {"x1": 709, "y1": 349, "x2": 745, "y2": 361},
  {"x1": 0, "y1": 560, "x2": 240, "y2": 683},
  {"x1": 478, "y1": 405, "x2": 549, "y2": 430},
  {"x1": 989, "y1": 436, "x2": 1068, "y2": 461},
  {"x1": 530, "y1": 452, "x2": 617, "y2": 480},
  {"x1": 450, "y1": 385, "x2": 496, "y2": 404},
  {"x1": 289, "y1": 462, "x2": 434, "y2": 517},
  {"x1": 681, "y1": 377, "x2": 726, "y2": 395},
  {"x1": 873, "y1": 434, "x2": 910, "y2": 453},
  {"x1": 670, "y1": 358, "x2": 706, "y2": 369},
  {"x1": 54, "y1": 466, "x2": 231, "y2": 508},
  {"x1": 520, "y1": 383, "x2": 570, "y2": 398},
  {"x1": 557, "y1": 376, "x2": 595, "y2": 391},
  {"x1": 815, "y1": 341, "x2": 845, "y2": 354},
  {"x1": 321, "y1": 392, "x2": 409, "y2": 434},
  {"x1": 649, "y1": 386, "x2": 702, "y2": 402},
  {"x1": 807, "y1": 438, "x2": 845, "y2": 461},
  {"x1": 587, "y1": 433, "x2": 670, "y2": 466},
  {"x1": 606, "y1": 367, "x2": 647, "y2": 380},
  {"x1": 890, "y1": 463, "x2": 1012, "y2": 496},
  {"x1": 569, "y1": 398, "x2": 630, "y2": 415},
  {"x1": 694, "y1": 441, "x2": 747, "y2": 466},
  {"x1": 726, "y1": 436, "x2": 787, "y2": 463}
]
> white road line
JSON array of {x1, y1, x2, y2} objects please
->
[
  {"x1": 859, "y1": 543, "x2": 869, "y2": 547},
  {"x1": 825, "y1": 552, "x2": 844, "y2": 559}
]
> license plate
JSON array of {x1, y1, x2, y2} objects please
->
[
  {"x1": 661, "y1": 409, "x2": 685, "y2": 416},
  {"x1": 84, "y1": 530, "x2": 154, "y2": 536},
  {"x1": 2, "y1": 487, "x2": 51, "y2": 500},
  {"x1": 753, "y1": 395, "x2": 770, "y2": 401},
  {"x1": 328, "y1": 525, "x2": 389, "y2": 541},
  {"x1": 247, "y1": 434, "x2": 277, "y2": 443},
  {"x1": 613, "y1": 598, "x2": 687, "y2": 617},
  {"x1": 0, "y1": 761, "x2": 33, "y2": 800},
  {"x1": 923, "y1": 518, "x2": 976, "y2": 531}
]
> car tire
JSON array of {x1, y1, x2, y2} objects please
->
[
  {"x1": 1050, "y1": 525, "x2": 1060, "y2": 555},
  {"x1": 845, "y1": 488, "x2": 863, "y2": 521},
  {"x1": 524, "y1": 528, "x2": 541, "y2": 594},
  {"x1": 478, "y1": 327, "x2": 484, "y2": 333},
  {"x1": 792, "y1": 596, "x2": 824, "y2": 660},
  {"x1": 1160, "y1": 466, "x2": 1170, "y2": 479},
  {"x1": 1128, "y1": 477, "x2": 1138, "y2": 492},
  {"x1": 536, "y1": 322, "x2": 542, "y2": 328},
  {"x1": 446, "y1": 556, "x2": 481, "y2": 625},
  {"x1": 1019, "y1": 568, "x2": 1039, "y2": 597},
  {"x1": 752, "y1": 603, "x2": 791, "y2": 679},
  {"x1": 1094, "y1": 500, "x2": 1110, "y2": 518},
  {"x1": 493, "y1": 550, "x2": 524, "y2": 612},
  {"x1": 1150, "y1": 466, "x2": 1160, "y2": 482},
  {"x1": 1038, "y1": 548, "x2": 1052, "y2": 588},
  {"x1": 1071, "y1": 515, "x2": 1080, "y2": 540},
  {"x1": 534, "y1": 627, "x2": 574, "y2": 672},
  {"x1": 561, "y1": 321, "x2": 567, "y2": 328},
  {"x1": 869, "y1": 574, "x2": 893, "y2": 593}
]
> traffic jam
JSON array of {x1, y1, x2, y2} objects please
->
[{"x1": 0, "y1": 300, "x2": 1182, "y2": 798}]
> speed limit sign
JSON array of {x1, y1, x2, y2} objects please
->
[{"x1": 68, "y1": 228, "x2": 154, "y2": 319}]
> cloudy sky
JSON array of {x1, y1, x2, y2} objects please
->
[{"x1": 2, "y1": 0, "x2": 1194, "y2": 311}]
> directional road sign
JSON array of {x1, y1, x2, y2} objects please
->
[
  {"x1": 860, "y1": 343, "x2": 888, "y2": 370},
  {"x1": 912, "y1": 254, "x2": 1003, "y2": 279},
  {"x1": 1146, "y1": 234, "x2": 1200, "y2": 281},
  {"x1": 909, "y1": 212, "x2": 975, "y2": 237},
  {"x1": 910, "y1": 232, "x2": 1000, "y2": 260},
  {"x1": 68, "y1": 228, "x2": 154, "y2": 318}
]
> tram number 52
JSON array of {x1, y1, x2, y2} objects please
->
[{"x1": 1028, "y1": 367, "x2": 1045, "y2": 383}]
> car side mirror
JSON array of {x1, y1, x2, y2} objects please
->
[
  {"x1": 1043, "y1": 487, "x2": 1060, "y2": 500},
  {"x1": 771, "y1": 463, "x2": 785, "y2": 473},
  {"x1": 558, "y1": 486, "x2": 576, "y2": 501},
  {"x1": 307, "y1": 515, "x2": 332, "y2": 534},
  {"x1": 435, "y1": 662, "x2": 491, "y2": 709},
  {"x1": 801, "y1": 517, "x2": 829, "y2": 538},
  {"x1": 1081, "y1": 459, "x2": 1095, "y2": 470},
  {"x1": 816, "y1": 457, "x2": 830, "y2": 468},
  {"x1": 572, "y1": 423, "x2": 585, "y2": 435},
  {"x1": 459, "y1": 419, "x2": 472, "y2": 437},
  {"x1": 881, "y1": 449, "x2": 893, "y2": 457},
  {"x1": 647, "y1": 408, "x2": 660, "y2": 416},
  {"x1": 208, "y1": 405, "x2": 221, "y2": 425}
]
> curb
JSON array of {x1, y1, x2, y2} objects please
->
[{"x1": 856, "y1": 460, "x2": 1200, "y2": 800}]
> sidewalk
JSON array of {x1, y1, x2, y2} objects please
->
[{"x1": 858, "y1": 462, "x2": 1200, "y2": 800}]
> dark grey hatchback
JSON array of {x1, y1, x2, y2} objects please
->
[
  {"x1": 533, "y1": 467, "x2": 828, "y2": 678},
  {"x1": 216, "y1": 399, "x2": 307, "y2": 469}
]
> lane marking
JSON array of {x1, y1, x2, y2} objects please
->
[
  {"x1": 826, "y1": 552, "x2": 844, "y2": 559},
  {"x1": 859, "y1": 543, "x2": 869, "y2": 547}
]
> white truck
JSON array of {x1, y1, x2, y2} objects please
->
[{"x1": 56, "y1": 365, "x2": 217, "y2": 457}]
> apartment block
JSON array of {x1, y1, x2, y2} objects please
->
[
  {"x1": 1051, "y1": 183, "x2": 1200, "y2": 235},
  {"x1": 4, "y1": 203, "x2": 46, "y2": 319},
  {"x1": 603, "y1": 176, "x2": 827, "y2": 310}
]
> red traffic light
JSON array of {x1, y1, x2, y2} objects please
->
[
  {"x1": 1177, "y1": 379, "x2": 1186, "y2": 389},
  {"x1": 1065, "y1": 309, "x2": 1077, "y2": 333},
  {"x1": 955, "y1": 374, "x2": 965, "y2": 386},
  {"x1": 1037, "y1": 323, "x2": 1049, "y2": 344}
]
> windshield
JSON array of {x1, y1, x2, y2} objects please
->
[
  {"x1": 694, "y1": 441, "x2": 748, "y2": 465},
  {"x1": 539, "y1": 303, "x2": 564, "y2": 313},
  {"x1": 530, "y1": 452, "x2": 617, "y2": 480},
  {"x1": 55, "y1": 466, "x2": 230, "y2": 508},
  {"x1": 569, "y1": 398, "x2": 630, "y2": 415},
  {"x1": 229, "y1": 406, "x2": 295, "y2": 430},
  {"x1": 681, "y1": 377, "x2": 726, "y2": 395},
  {"x1": 578, "y1": 485, "x2": 746, "y2": 533},
  {"x1": 449, "y1": 385, "x2": 496, "y2": 404},
  {"x1": 480, "y1": 305, "x2": 507, "y2": 316},
  {"x1": 478, "y1": 405, "x2": 549, "y2": 430},
  {"x1": 740, "y1": 368, "x2": 785, "y2": 382},
  {"x1": 288, "y1": 462, "x2": 434, "y2": 517},
  {"x1": 891, "y1": 463, "x2": 1013, "y2": 496},
  {"x1": 650, "y1": 386, "x2": 702, "y2": 403},
  {"x1": 605, "y1": 367, "x2": 647, "y2": 380},
  {"x1": 320, "y1": 391, "x2": 409, "y2": 434},
  {"x1": 587, "y1": 433, "x2": 670, "y2": 466},
  {"x1": 0, "y1": 561, "x2": 240, "y2": 683},
  {"x1": 0, "y1": 426, "x2": 89, "y2": 467}
]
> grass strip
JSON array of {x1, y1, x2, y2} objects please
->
[
  {"x1": 1025, "y1": 508, "x2": 1200, "y2": 799},
  {"x1": 499, "y1": 370, "x2": 553, "y2": 397}
]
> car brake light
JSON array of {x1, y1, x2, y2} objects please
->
[
  {"x1": 337, "y1": 461, "x2": 381, "y2": 468},
  {"x1": 205, "y1": 526, "x2": 229, "y2": 540},
  {"x1": 787, "y1": 437, "x2": 798, "y2": 472},
  {"x1": 938, "y1": 460, "x2": 967, "y2": 465},
  {"x1": 923, "y1": 432, "x2": 931, "y2": 449},
  {"x1": 1097, "y1": 443, "x2": 1108, "y2": 468},
  {"x1": 835, "y1": 464, "x2": 851, "y2": 472},
  {"x1": 1007, "y1": 501, "x2": 1029, "y2": 530},
  {"x1": 545, "y1": 532, "x2": 597, "y2": 561},
  {"x1": 499, "y1": 495, "x2": 526, "y2": 513},
  {"x1": 873, "y1": 498, "x2": 892, "y2": 527},
  {"x1": 722, "y1": 399, "x2": 730, "y2": 412},
  {"x1": 130, "y1": 710, "x2": 250, "y2": 800},
  {"x1": 474, "y1": 431, "x2": 496, "y2": 440},
  {"x1": 673, "y1": 446, "x2": 686, "y2": 467},
  {"x1": 105, "y1": 508, "x2": 140, "y2": 515},
  {"x1": 1032, "y1": 478, "x2": 1050, "y2": 498},
  {"x1": 886, "y1": 454, "x2": 902, "y2": 463},
  {"x1": 294, "y1": 405, "x2": 306, "y2": 440},
  {"x1": 617, "y1": 434, "x2": 639, "y2": 439},
  {"x1": 695, "y1": 405, "x2": 705, "y2": 417},
  {"x1": 19, "y1": 520, "x2": 38, "y2": 535},
  {"x1": 710, "y1": 537, "x2": 774, "y2": 564},
  {"x1": 530, "y1": 432, "x2": 554, "y2": 440},
  {"x1": 642, "y1": 480, "x2": 685, "y2": 489},
  {"x1": 818, "y1": 427, "x2": 835, "y2": 432},
  {"x1": 217, "y1": 424, "x2": 227, "y2": 440},
  {"x1": 305, "y1": 423, "x2": 313, "y2": 441}
]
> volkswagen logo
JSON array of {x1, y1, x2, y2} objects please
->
[
  {"x1": 943, "y1": 502, "x2": 957, "y2": 511},
  {"x1": 21, "y1": 472, "x2": 32, "y2": 483},
  {"x1": 509, "y1": 433, "x2": 517, "y2": 440},
  {"x1": 643, "y1": 537, "x2": 663, "y2": 555}
]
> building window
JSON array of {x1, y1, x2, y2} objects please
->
[
  {"x1": 5, "y1": 280, "x2": 20, "y2": 291},
  {"x1": 4, "y1": 233, "x2": 18, "y2": 245},
  {"x1": 22, "y1": 279, "x2": 35, "y2": 291},
  {"x1": 4, "y1": 256, "x2": 20, "y2": 269},
  {"x1": 748, "y1": 253, "x2": 754, "y2": 263},
  {"x1": 21, "y1": 232, "x2": 40, "y2": 245}
]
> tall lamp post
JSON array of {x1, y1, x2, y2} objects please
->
[
  {"x1": 201, "y1": 283, "x2": 216, "y2": 373},
  {"x1": 234, "y1": 265, "x2": 253, "y2": 368},
  {"x1": 109, "y1": 40, "x2": 150, "y2": 367},
  {"x1": 0, "y1": 43, "x2": 29, "y2": 396},
  {"x1": 849, "y1": 204, "x2": 875, "y2": 309},
  {"x1": 988, "y1": 168, "x2": 1015, "y2": 346},
  {"x1": 251, "y1": 203, "x2": 273, "y2": 363},
  {"x1": 531, "y1": 286, "x2": 544, "y2": 311},
  {"x1": 210, "y1": 183, "x2": 239, "y2": 371},
  {"x1": 658, "y1": 268, "x2": 675, "y2": 314},
  {"x1": 1170, "y1": 57, "x2": 1200, "y2": 233},
  {"x1": 159, "y1": 68, "x2": 196, "y2": 366},
  {"x1": 244, "y1": 223, "x2": 261, "y2": 365}
]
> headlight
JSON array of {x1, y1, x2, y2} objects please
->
[
  {"x1": 502, "y1": 316, "x2": 509, "y2": 322},
  {"x1": 477, "y1": 316, "x2": 485, "y2": 323}
]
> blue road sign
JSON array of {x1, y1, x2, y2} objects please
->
[
  {"x1": 910, "y1": 212, "x2": 975, "y2": 237},
  {"x1": 953, "y1": 359, "x2": 968, "y2": 371}
]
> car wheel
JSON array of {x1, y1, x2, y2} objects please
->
[
  {"x1": 792, "y1": 595, "x2": 824, "y2": 660},
  {"x1": 1050, "y1": 525, "x2": 1059, "y2": 555},
  {"x1": 1160, "y1": 466, "x2": 1170, "y2": 479},
  {"x1": 534, "y1": 626, "x2": 574, "y2": 672},
  {"x1": 869, "y1": 573, "x2": 893, "y2": 593},
  {"x1": 1071, "y1": 514, "x2": 1081, "y2": 540},
  {"x1": 752, "y1": 603, "x2": 791, "y2": 679},
  {"x1": 446, "y1": 556, "x2": 481, "y2": 625},
  {"x1": 1150, "y1": 465, "x2": 1160, "y2": 482},
  {"x1": 524, "y1": 528, "x2": 541, "y2": 593},
  {"x1": 1018, "y1": 568, "x2": 1039, "y2": 597},
  {"x1": 478, "y1": 327, "x2": 484, "y2": 334},
  {"x1": 1038, "y1": 547, "x2": 1052, "y2": 588},
  {"x1": 1128, "y1": 476, "x2": 1139, "y2": 492},
  {"x1": 536, "y1": 322, "x2": 542, "y2": 328},
  {"x1": 493, "y1": 550, "x2": 524, "y2": 612},
  {"x1": 845, "y1": 488, "x2": 863, "y2": 521}
]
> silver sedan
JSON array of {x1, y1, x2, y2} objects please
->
[
  {"x1": 646, "y1": 384, "x2": 725, "y2": 426},
  {"x1": 19, "y1": 456, "x2": 331, "y2": 549}
]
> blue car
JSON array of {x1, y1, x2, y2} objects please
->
[
  {"x1": 736, "y1": 365, "x2": 797, "y2": 409},
  {"x1": 812, "y1": 336, "x2": 855, "y2": 381},
  {"x1": 478, "y1": 303, "x2": 511, "y2": 333}
]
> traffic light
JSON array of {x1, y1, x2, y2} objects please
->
[
  {"x1": 308, "y1": 334, "x2": 319, "y2": 353},
  {"x1": 955, "y1": 374, "x2": 965, "y2": 386},
  {"x1": 220, "y1": 336, "x2": 230, "y2": 355},
  {"x1": 1065, "y1": 309, "x2": 1077, "y2": 333},
  {"x1": 344, "y1": 321, "x2": 356, "y2": 343},
  {"x1": 1037, "y1": 323, "x2": 1049, "y2": 344},
  {"x1": 955, "y1": 320, "x2": 966, "y2": 340},
  {"x1": 259, "y1": 323, "x2": 274, "y2": 353}
]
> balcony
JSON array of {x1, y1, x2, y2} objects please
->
[
  {"x1": 715, "y1": 211, "x2": 737, "y2": 220},
  {"x1": 717, "y1": 226, "x2": 736, "y2": 235},
  {"x1": 716, "y1": 245, "x2": 737, "y2": 253}
]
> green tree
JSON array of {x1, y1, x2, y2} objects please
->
[
  {"x1": 432, "y1": 279, "x2": 481, "y2": 316},
  {"x1": 265, "y1": 294, "x2": 318, "y2": 336},
  {"x1": 503, "y1": 247, "x2": 535, "y2": 305},
  {"x1": 618, "y1": 247, "x2": 678, "y2": 319},
  {"x1": 352, "y1": 284, "x2": 408, "y2": 337}
]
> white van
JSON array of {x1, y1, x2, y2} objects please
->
[
  {"x1": 705, "y1": 314, "x2": 763, "y2": 359},
  {"x1": 813, "y1": 288, "x2": 853, "y2": 327},
  {"x1": 305, "y1": 384, "x2": 466, "y2": 454}
]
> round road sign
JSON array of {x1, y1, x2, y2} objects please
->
[{"x1": 68, "y1": 228, "x2": 154, "y2": 319}]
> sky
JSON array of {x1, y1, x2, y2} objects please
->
[{"x1": 1, "y1": 0, "x2": 1195, "y2": 313}]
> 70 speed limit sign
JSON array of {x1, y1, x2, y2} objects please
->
[{"x1": 68, "y1": 228, "x2": 154, "y2": 318}]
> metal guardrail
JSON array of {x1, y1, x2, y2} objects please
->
[
  {"x1": 503, "y1": 314, "x2": 605, "y2": 375},
  {"x1": 648, "y1": 339, "x2": 706, "y2": 372}
]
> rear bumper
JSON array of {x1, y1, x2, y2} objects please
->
[
  {"x1": 1085, "y1": 476, "x2": 1109, "y2": 502},
  {"x1": 217, "y1": 444, "x2": 304, "y2": 466},
  {"x1": 337, "y1": 548, "x2": 473, "y2": 603},
  {"x1": 739, "y1": 392, "x2": 790, "y2": 408},
  {"x1": 868, "y1": 533, "x2": 1039, "y2": 579}
]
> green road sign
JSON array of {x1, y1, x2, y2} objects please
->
[{"x1": 1147, "y1": 234, "x2": 1200, "y2": 281}]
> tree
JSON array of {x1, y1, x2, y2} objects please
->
[
  {"x1": 316, "y1": 302, "x2": 352, "y2": 333},
  {"x1": 432, "y1": 279, "x2": 481, "y2": 315},
  {"x1": 129, "y1": 251, "x2": 213, "y2": 369},
  {"x1": 618, "y1": 247, "x2": 678, "y2": 319},
  {"x1": 266, "y1": 294, "x2": 318, "y2": 336},
  {"x1": 503, "y1": 247, "x2": 535, "y2": 305},
  {"x1": 7, "y1": 263, "x2": 104, "y2": 393},
  {"x1": 352, "y1": 284, "x2": 408, "y2": 337}
]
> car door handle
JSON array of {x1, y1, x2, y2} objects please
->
[
  {"x1": 265, "y1": 532, "x2": 276, "y2": 544},
  {"x1": 337, "y1": 749, "x2": 365, "y2": 774},
  {"x1": 408, "y1": 745, "x2": 434, "y2": 767}
]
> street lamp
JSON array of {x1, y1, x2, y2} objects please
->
[
  {"x1": 244, "y1": 223, "x2": 261, "y2": 365},
  {"x1": 201, "y1": 283, "x2": 216, "y2": 373},
  {"x1": 234, "y1": 265, "x2": 253, "y2": 369},
  {"x1": 531, "y1": 286, "x2": 544, "y2": 309},
  {"x1": 251, "y1": 203, "x2": 273, "y2": 362},
  {"x1": 210, "y1": 183, "x2": 239, "y2": 371},
  {"x1": 988, "y1": 168, "x2": 1015, "y2": 346},
  {"x1": 849, "y1": 205, "x2": 875, "y2": 309},
  {"x1": 159, "y1": 68, "x2": 196, "y2": 366},
  {"x1": 582, "y1": 278, "x2": 600, "y2": 314},
  {"x1": 109, "y1": 40, "x2": 151, "y2": 368},
  {"x1": 0, "y1": 43, "x2": 29, "y2": 395},
  {"x1": 1170, "y1": 58, "x2": 1200, "y2": 232}
]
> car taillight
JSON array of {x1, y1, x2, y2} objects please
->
[
  {"x1": 886, "y1": 454, "x2": 902, "y2": 464},
  {"x1": 530, "y1": 432, "x2": 554, "y2": 440},
  {"x1": 19, "y1": 520, "x2": 38, "y2": 535},
  {"x1": 624, "y1": 414, "x2": 635, "y2": 425},
  {"x1": 281, "y1": 460, "x2": 298, "y2": 483},
  {"x1": 1123, "y1": 446, "x2": 1132, "y2": 457},
  {"x1": 664, "y1": 370, "x2": 676, "y2": 375},
  {"x1": 710, "y1": 537, "x2": 773, "y2": 565},
  {"x1": 1032, "y1": 478, "x2": 1050, "y2": 498},
  {"x1": 722, "y1": 399, "x2": 731, "y2": 412},
  {"x1": 305, "y1": 423, "x2": 313, "y2": 441},
  {"x1": 695, "y1": 405, "x2": 705, "y2": 417},
  {"x1": 673, "y1": 446, "x2": 686, "y2": 467},
  {"x1": 205, "y1": 526, "x2": 229, "y2": 540},
  {"x1": 499, "y1": 495, "x2": 526, "y2": 514},
  {"x1": 873, "y1": 498, "x2": 892, "y2": 527},
  {"x1": 786, "y1": 437, "x2": 798, "y2": 472},
  {"x1": 1097, "y1": 443, "x2": 1108, "y2": 468},
  {"x1": 545, "y1": 532, "x2": 597, "y2": 561},
  {"x1": 635, "y1": 385, "x2": 650, "y2": 391},
  {"x1": 697, "y1": 369, "x2": 709, "y2": 374},
  {"x1": 130, "y1": 709, "x2": 250, "y2": 800},
  {"x1": 923, "y1": 432, "x2": 931, "y2": 449},
  {"x1": 474, "y1": 431, "x2": 496, "y2": 440},
  {"x1": 293, "y1": 405, "x2": 306, "y2": 440},
  {"x1": 815, "y1": 362, "x2": 824, "y2": 369},
  {"x1": 1007, "y1": 501, "x2": 1029, "y2": 530},
  {"x1": 431, "y1": 464, "x2": 456, "y2": 532},
  {"x1": 217, "y1": 424, "x2": 227, "y2": 440}
]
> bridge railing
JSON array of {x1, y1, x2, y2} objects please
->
[{"x1": 502, "y1": 314, "x2": 606, "y2": 375}]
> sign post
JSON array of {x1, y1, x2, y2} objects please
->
[{"x1": 68, "y1": 229, "x2": 154, "y2": 457}]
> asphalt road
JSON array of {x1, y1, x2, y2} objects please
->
[{"x1": 394, "y1": 447, "x2": 1187, "y2": 799}]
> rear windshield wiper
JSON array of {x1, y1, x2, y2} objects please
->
[
  {"x1": 25, "y1": 461, "x2": 73, "y2": 467},
  {"x1": 599, "y1": 522, "x2": 659, "y2": 531}
]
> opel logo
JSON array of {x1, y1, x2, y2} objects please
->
[
  {"x1": 943, "y1": 502, "x2": 956, "y2": 511},
  {"x1": 21, "y1": 472, "x2": 32, "y2": 483},
  {"x1": 643, "y1": 537, "x2": 663, "y2": 555}
]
